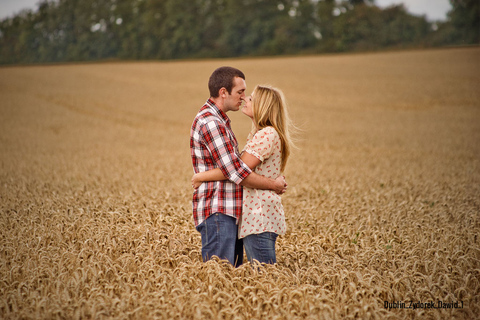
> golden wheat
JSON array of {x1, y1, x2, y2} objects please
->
[{"x1": 1, "y1": 47, "x2": 479, "y2": 319}]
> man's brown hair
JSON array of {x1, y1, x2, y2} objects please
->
[{"x1": 208, "y1": 66, "x2": 245, "y2": 98}]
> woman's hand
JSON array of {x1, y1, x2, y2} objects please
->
[{"x1": 191, "y1": 173, "x2": 202, "y2": 189}]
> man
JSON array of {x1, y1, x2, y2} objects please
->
[{"x1": 190, "y1": 66, "x2": 287, "y2": 267}]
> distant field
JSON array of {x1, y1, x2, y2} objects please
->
[{"x1": 1, "y1": 47, "x2": 479, "y2": 319}]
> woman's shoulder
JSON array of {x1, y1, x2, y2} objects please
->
[
  {"x1": 254, "y1": 127, "x2": 280, "y2": 143},
  {"x1": 255, "y1": 126, "x2": 279, "y2": 137}
]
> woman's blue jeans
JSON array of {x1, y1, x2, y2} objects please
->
[
  {"x1": 196, "y1": 213, "x2": 243, "y2": 267},
  {"x1": 243, "y1": 232, "x2": 278, "y2": 264}
]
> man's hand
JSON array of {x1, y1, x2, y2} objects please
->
[
  {"x1": 191, "y1": 174, "x2": 202, "y2": 189},
  {"x1": 273, "y1": 175, "x2": 288, "y2": 195}
]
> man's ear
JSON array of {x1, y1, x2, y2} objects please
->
[{"x1": 220, "y1": 87, "x2": 228, "y2": 98}]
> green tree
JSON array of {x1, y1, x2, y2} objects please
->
[
  {"x1": 217, "y1": 0, "x2": 280, "y2": 56},
  {"x1": 448, "y1": 0, "x2": 480, "y2": 44},
  {"x1": 316, "y1": 0, "x2": 336, "y2": 51},
  {"x1": 157, "y1": 0, "x2": 205, "y2": 59},
  {"x1": 0, "y1": 0, "x2": 473, "y2": 65},
  {"x1": 0, "y1": 11, "x2": 34, "y2": 64},
  {"x1": 332, "y1": 3, "x2": 430, "y2": 51}
]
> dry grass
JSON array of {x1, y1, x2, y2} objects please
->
[{"x1": 1, "y1": 47, "x2": 479, "y2": 319}]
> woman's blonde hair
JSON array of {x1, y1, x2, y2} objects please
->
[{"x1": 251, "y1": 85, "x2": 294, "y2": 172}]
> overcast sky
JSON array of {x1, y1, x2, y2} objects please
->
[
  {"x1": 375, "y1": 0, "x2": 451, "y2": 21},
  {"x1": 0, "y1": 0, "x2": 452, "y2": 21}
]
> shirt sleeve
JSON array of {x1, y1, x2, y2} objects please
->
[
  {"x1": 200, "y1": 119, "x2": 252, "y2": 185},
  {"x1": 243, "y1": 127, "x2": 278, "y2": 162}
]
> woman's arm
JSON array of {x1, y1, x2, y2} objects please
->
[
  {"x1": 192, "y1": 168, "x2": 227, "y2": 188},
  {"x1": 191, "y1": 152, "x2": 261, "y2": 189}
]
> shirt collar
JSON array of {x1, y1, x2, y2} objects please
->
[{"x1": 206, "y1": 99, "x2": 230, "y2": 125}]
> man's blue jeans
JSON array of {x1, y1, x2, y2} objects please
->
[
  {"x1": 196, "y1": 213, "x2": 243, "y2": 267},
  {"x1": 243, "y1": 232, "x2": 278, "y2": 264}
]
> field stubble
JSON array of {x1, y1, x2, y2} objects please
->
[{"x1": 1, "y1": 48, "x2": 479, "y2": 319}]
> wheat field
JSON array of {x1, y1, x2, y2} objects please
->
[{"x1": 1, "y1": 47, "x2": 479, "y2": 319}]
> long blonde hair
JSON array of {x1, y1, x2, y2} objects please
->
[{"x1": 251, "y1": 85, "x2": 294, "y2": 173}]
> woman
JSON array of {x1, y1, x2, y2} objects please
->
[{"x1": 192, "y1": 85, "x2": 294, "y2": 264}]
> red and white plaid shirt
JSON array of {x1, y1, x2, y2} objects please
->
[{"x1": 190, "y1": 99, "x2": 252, "y2": 227}]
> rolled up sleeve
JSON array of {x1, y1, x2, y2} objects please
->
[
  {"x1": 244, "y1": 127, "x2": 277, "y2": 162},
  {"x1": 201, "y1": 120, "x2": 252, "y2": 185}
]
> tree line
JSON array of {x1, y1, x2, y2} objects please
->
[{"x1": 0, "y1": 0, "x2": 478, "y2": 65}]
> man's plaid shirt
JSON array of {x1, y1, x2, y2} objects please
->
[{"x1": 190, "y1": 99, "x2": 252, "y2": 227}]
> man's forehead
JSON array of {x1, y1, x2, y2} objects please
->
[{"x1": 233, "y1": 77, "x2": 246, "y2": 90}]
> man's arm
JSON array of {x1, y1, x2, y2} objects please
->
[
  {"x1": 191, "y1": 153, "x2": 286, "y2": 193},
  {"x1": 192, "y1": 167, "x2": 287, "y2": 194},
  {"x1": 241, "y1": 172, "x2": 286, "y2": 194},
  {"x1": 201, "y1": 120, "x2": 252, "y2": 185},
  {"x1": 239, "y1": 152, "x2": 286, "y2": 194},
  {"x1": 200, "y1": 120, "x2": 286, "y2": 193}
]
